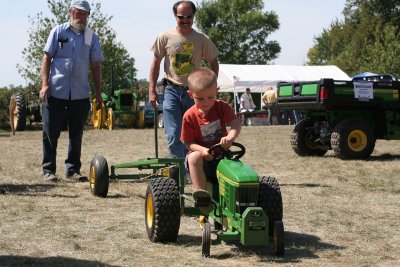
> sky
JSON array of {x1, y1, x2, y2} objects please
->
[{"x1": 0, "y1": 0, "x2": 346, "y2": 87}]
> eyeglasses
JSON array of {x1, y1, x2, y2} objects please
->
[{"x1": 176, "y1": 14, "x2": 194, "y2": 20}]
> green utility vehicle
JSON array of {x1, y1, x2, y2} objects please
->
[
  {"x1": 88, "y1": 118, "x2": 284, "y2": 257},
  {"x1": 277, "y1": 75, "x2": 400, "y2": 159}
]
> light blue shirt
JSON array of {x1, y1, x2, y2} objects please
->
[{"x1": 44, "y1": 22, "x2": 104, "y2": 100}]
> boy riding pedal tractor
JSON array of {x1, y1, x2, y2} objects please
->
[{"x1": 181, "y1": 68, "x2": 241, "y2": 213}]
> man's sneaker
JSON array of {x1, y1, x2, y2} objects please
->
[
  {"x1": 67, "y1": 172, "x2": 88, "y2": 182},
  {"x1": 43, "y1": 173, "x2": 57, "y2": 183}
]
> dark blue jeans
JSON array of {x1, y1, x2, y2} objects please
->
[
  {"x1": 42, "y1": 96, "x2": 90, "y2": 176},
  {"x1": 163, "y1": 84, "x2": 194, "y2": 158}
]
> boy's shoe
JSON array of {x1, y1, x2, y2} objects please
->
[
  {"x1": 43, "y1": 173, "x2": 57, "y2": 183},
  {"x1": 193, "y1": 189, "x2": 213, "y2": 214},
  {"x1": 67, "y1": 172, "x2": 88, "y2": 182}
]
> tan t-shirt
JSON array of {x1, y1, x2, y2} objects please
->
[
  {"x1": 151, "y1": 28, "x2": 219, "y2": 87},
  {"x1": 262, "y1": 89, "x2": 278, "y2": 105}
]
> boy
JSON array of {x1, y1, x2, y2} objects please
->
[{"x1": 181, "y1": 69, "x2": 241, "y2": 213}]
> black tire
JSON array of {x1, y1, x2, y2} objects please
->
[
  {"x1": 202, "y1": 221, "x2": 211, "y2": 257},
  {"x1": 273, "y1": 220, "x2": 285, "y2": 256},
  {"x1": 258, "y1": 176, "x2": 283, "y2": 232},
  {"x1": 10, "y1": 93, "x2": 26, "y2": 131},
  {"x1": 89, "y1": 156, "x2": 109, "y2": 198},
  {"x1": 145, "y1": 178, "x2": 181, "y2": 243},
  {"x1": 331, "y1": 118, "x2": 376, "y2": 159},
  {"x1": 291, "y1": 119, "x2": 327, "y2": 156},
  {"x1": 157, "y1": 113, "x2": 164, "y2": 128}
]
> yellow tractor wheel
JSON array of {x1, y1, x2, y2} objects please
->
[
  {"x1": 107, "y1": 108, "x2": 115, "y2": 130},
  {"x1": 137, "y1": 109, "x2": 145, "y2": 129},
  {"x1": 93, "y1": 100, "x2": 105, "y2": 129}
]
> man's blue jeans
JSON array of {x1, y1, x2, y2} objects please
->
[
  {"x1": 163, "y1": 84, "x2": 194, "y2": 158},
  {"x1": 42, "y1": 97, "x2": 90, "y2": 176}
]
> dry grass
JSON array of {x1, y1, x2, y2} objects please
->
[{"x1": 1, "y1": 125, "x2": 400, "y2": 266}]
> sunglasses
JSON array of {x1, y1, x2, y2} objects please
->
[{"x1": 176, "y1": 14, "x2": 194, "y2": 20}]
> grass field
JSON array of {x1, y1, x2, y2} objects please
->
[{"x1": 1, "y1": 125, "x2": 399, "y2": 266}]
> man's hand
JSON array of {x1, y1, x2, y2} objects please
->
[
  {"x1": 149, "y1": 89, "x2": 159, "y2": 109},
  {"x1": 39, "y1": 86, "x2": 49, "y2": 102},
  {"x1": 95, "y1": 96, "x2": 102, "y2": 110}
]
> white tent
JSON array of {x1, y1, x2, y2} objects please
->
[{"x1": 217, "y1": 64, "x2": 351, "y2": 93}]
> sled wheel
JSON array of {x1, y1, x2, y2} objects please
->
[
  {"x1": 258, "y1": 176, "x2": 283, "y2": 233},
  {"x1": 291, "y1": 119, "x2": 327, "y2": 156},
  {"x1": 145, "y1": 178, "x2": 180, "y2": 243},
  {"x1": 93, "y1": 100, "x2": 104, "y2": 129},
  {"x1": 10, "y1": 93, "x2": 26, "y2": 131},
  {"x1": 137, "y1": 109, "x2": 145, "y2": 128},
  {"x1": 273, "y1": 220, "x2": 285, "y2": 256},
  {"x1": 331, "y1": 118, "x2": 375, "y2": 159},
  {"x1": 202, "y1": 221, "x2": 211, "y2": 257},
  {"x1": 89, "y1": 156, "x2": 109, "y2": 197},
  {"x1": 107, "y1": 108, "x2": 114, "y2": 130},
  {"x1": 157, "y1": 113, "x2": 164, "y2": 128}
]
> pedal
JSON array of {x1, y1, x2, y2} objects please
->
[{"x1": 195, "y1": 196, "x2": 211, "y2": 207}]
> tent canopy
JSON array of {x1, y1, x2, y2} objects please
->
[{"x1": 217, "y1": 64, "x2": 351, "y2": 93}]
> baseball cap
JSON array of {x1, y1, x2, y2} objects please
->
[{"x1": 70, "y1": 0, "x2": 91, "y2": 13}]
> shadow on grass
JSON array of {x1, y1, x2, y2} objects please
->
[
  {"x1": 280, "y1": 183, "x2": 332, "y2": 188},
  {"x1": 0, "y1": 183, "x2": 79, "y2": 198},
  {"x1": 0, "y1": 255, "x2": 117, "y2": 267},
  {"x1": 176, "y1": 231, "x2": 344, "y2": 263},
  {"x1": 366, "y1": 153, "x2": 400, "y2": 161}
]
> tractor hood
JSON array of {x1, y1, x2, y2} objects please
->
[{"x1": 216, "y1": 159, "x2": 259, "y2": 186}]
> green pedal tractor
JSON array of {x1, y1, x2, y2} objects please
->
[{"x1": 89, "y1": 116, "x2": 285, "y2": 257}]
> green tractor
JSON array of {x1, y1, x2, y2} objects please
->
[
  {"x1": 92, "y1": 88, "x2": 145, "y2": 130},
  {"x1": 9, "y1": 91, "x2": 43, "y2": 132},
  {"x1": 88, "y1": 119, "x2": 284, "y2": 257}
]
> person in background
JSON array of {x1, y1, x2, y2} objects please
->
[
  {"x1": 181, "y1": 69, "x2": 241, "y2": 213},
  {"x1": 148, "y1": 0, "x2": 219, "y2": 159},
  {"x1": 240, "y1": 87, "x2": 256, "y2": 125},
  {"x1": 262, "y1": 86, "x2": 281, "y2": 125},
  {"x1": 39, "y1": 0, "x2": 104, "y2": 183}
]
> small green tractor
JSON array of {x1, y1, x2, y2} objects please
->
[
  {"x1": 91, "y1": 89, "x2": 145, "y2": 130},
  {"x1": 88, "y1": 119, "x2": 284, "y2": 257},
  {"x1": 277, "y1": 75, "x2": 400, "y2": 159}
]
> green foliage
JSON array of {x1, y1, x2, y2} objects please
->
[
  {"x1": 307, "y1": 0, "x2": 400, "y2": 77},
  {"x1": 195, "y1": 0, "x2": 280, "y2": 64},
  {"x1": 17, "y1": 0, "x2": 137, "y2": 95}
]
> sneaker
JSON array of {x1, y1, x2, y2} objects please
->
[
  {"x1": 67, "y1": 172, "x2": 88, "y2": 182},
  {"x1": 193, "y1": 189, "x2": 213, "y2": 214},
  {"x1": 43, "y1": 173, "x2": 57, "y2": 183}
]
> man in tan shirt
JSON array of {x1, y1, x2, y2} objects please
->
[
  {"x1": 262, "y1": 86, "x2": 281, "y2": 125},
  {"x1": 148, "y1": 1, "x2": 219, "y2": 158}
]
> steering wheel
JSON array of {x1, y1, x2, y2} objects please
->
[{"x1": 208, "y1": 142, "x2": 246, "y2": 161}]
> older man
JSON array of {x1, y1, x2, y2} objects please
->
[{"x1": 39, "y1": 0, "x2": 104, "y2": 182}]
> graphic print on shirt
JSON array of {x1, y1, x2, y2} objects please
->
[
  {"x1": 173, "y1": 42, "x2": 195, "y2": 76},
  {"x1": 201, "y1": 119, "x2": 223, "y2": 144}
]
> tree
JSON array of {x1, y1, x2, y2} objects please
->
[
  {"x1": 195, "y1": 0, "x2": 280, "y2": 64},
  {"x1": 17, "y1": 0, "x2": 136, "y2": 94},
  {"x1": 307, "y1": 0, "x2": 400, "y2": 77}
]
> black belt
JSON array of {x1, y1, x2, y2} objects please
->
[{"x1": 163, "y1": 79, "x2": 188, "y2": 90}]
